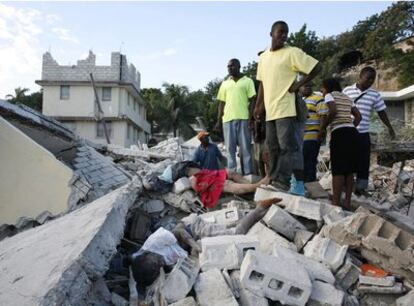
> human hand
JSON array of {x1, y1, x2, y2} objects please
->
[
  {"x1": 288, "y1": 82, "x2": 300, "y2": 93},
  {"x1": 253, "y1": 105, "x2": 265, "y2": 120},
  {"x1": 318, "y1": 130, "x2": 326, "y2": 142},
  {"x1": 214, "y1": 121, "x2": 222, "y2": 132}
]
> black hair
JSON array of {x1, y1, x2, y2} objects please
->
[
  {"x1": 271, "y1": 21, "x2": 289, "y2": 33},
  {"x1": 321, "y1": 78, "x2": 342, "y2": 93},
  {"x1": 229, "y1": 58, "x2": 241, "y2": 67},
  {"x1": 360, "y1": 66, "x2": 376, "y2": 77},
  {"x1": 130, "y1": 251, "x2": 165, "y2": 289}
]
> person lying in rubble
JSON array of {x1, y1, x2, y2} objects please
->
[
  {"x1": 130, "y1": 197, "x2": 281, "y2": 298},
  {"x1": 190, "y1": 130, "x2": 270, "y2": 208}
]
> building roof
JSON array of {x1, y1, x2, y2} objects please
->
[{"x1": 380, "y1": 85, "x2": 414, "y2": 101}]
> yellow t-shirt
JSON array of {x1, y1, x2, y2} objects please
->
[
  {"x1": 216, "y1": 76, "x2": 256, "y2": 123},
  {"x1": 257, "y1": 46, "x2": 318, "y2": 121}
]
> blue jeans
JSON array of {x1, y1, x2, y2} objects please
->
[
  {"x1": 303, "y1": 140, "x2": 321, "y2": 182},
  {"x1": 223, "y1": 120, "x2": 253, "y2": 175}
]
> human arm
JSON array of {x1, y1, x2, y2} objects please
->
[
  {"x1": 214, "y1": 101, "x2": 225, "y2": 131},
  {"x1": 378, "y1": 110, "x2": 396, "y2": 139},
  {"x1": 318, "y1": 95, "x2": 336, "y2": 141},
  {"x1": 289, "y1": 62, "x2": 322, "y2": 93},
  {"x1": 253, "y1": 82, "x2": 265, "y2": 120},
  {"x1": 351, "y1": 106, "x2": 362, "y2": 127}
]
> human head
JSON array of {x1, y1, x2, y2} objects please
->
[
  {"x1": 270, "y1": 21, "x2": 289, "y2": 49},
  {"x1": 197, "y1": 131, "x2": 210, "y2": 147},
  {"x1": 358, "y1": 66, "x2": 376, "y2": 91},
  {"x1": 227, "y1": 59, "x2": 241, "y2": 77},
  {"x1": 130, "y1": 251, "x2": 165, "y2": 290},
  {"x1": 320, "y1": 78, "x2": 342, "y2": 97},
  {"x1": 300, "y1": 82, "x2": 313, "y2": 97}
]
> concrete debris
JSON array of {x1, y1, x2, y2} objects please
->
[
  {"x1": 194, "y1": 268, "x2": 239, "y2": 306},
  {"x1": 359, "y1": 275, "x2": 396, "y2": 287},
  {"x1": 308, "y1": 281, "x2": 345, "y2": 306},
  {"x1": 200, "y1": 207, "x2": 247, "y2": 225},
  {"x1": 199, "y1": 235, "x2": 259, "y2": 271},
  {"x1": 230, "y1": 270, "x2": 269, "y2": 306},
  {"x1": 262, "y1": 205, "x2": 306, "y2": 240},
  {"x1": 334, "y1": 256, "x2": 361, "y2": 291},
  {"x1": 240, "y1": 250, "x2": 312, "y2": 306},
  {"x1": 173, "y1": 177, "x2": 192, "y2": 194},
  {"x1": 357, "y1": 282, "x2": 405, "y2": 294},
  {"x1": 141, "y1": 199, "x2": 165, "y2": 214},
  {"x1": 304, "y1": 235, "x2": 348, "y2": 271},
  {"x1": 169, "y1": 297, "x2": 197, "y2": 306},
  {"x1": 305, "y1": 181, "x2": 329, "y2": 199},
  {"x1": 396, "y1": 289, "x2": 414, "y2": 306},
  {"x1": 294, "y1": 229, "x2": 314, "y2": 250}
]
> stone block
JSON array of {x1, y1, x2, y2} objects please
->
[
  {"x1": 334, "y1": 257, "x2": 361, "y2": 291},
  {"x1": 169, "y1": 297, "x2": 197, "y2": 306},
  {"x1": 294, "y1": 230, "x2": 313, "y2": 250},
  {"x1": 162, "y1": 257, "x2": 200, "y2": 303},
  {"x1": 396, "y1": 289, "x2": 414, "y2": 306},
  {"x1": 142, "y1": 199, "x2": 165, "y2": 214},
  {"x1": 273, "y1": 245, "x2": 335, "y2": 284},
  {"x1": 194, "y1": 268, "x2": 238, "y2": 306},
  {"x1": 200, "y1": 207, "x2": 245, "y2": 226},
  {"x1": 305, "y1": 181, "x2": 329, "y2": 199},
  {"x1": 304, "y1": 235, "x2": 348, "y2": 271},
  {"x1": 247, "y1": 222, "x2": 297, "y2": 254},
  {"x1": 357, "y1": 282, "x2": 405, "y2": 294},
  {"x1": 308, "y1": 281, "x2": 344, "y2": 306},
  {"x1": 262, "y1": 206, "x2": 306, "y2": 240},
  {"x1": 230, "y1": 270, "x2": 269, "y2": 306},
  {"x1": 240, "y1": 250, "x2": 312, "y2": 306},
  {"x1": 359, "y1": 275, "x2": 395, "y2": 287},
  {"x1": 199, "y1": 235, "x2": 259, "y2": 271},
  {"x1": 173, "y1": 177, "x2": 192, "y2": 194}
]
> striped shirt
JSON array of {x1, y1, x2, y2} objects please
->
[
  {"x1": 325, "y1": 91, "x2": 354, "y2": 131},
  {"x1": 343, "y1": 84, "x2": 386, "y2": 133},
  {"x1": 304, "y1": 94, "x2": 328, "y2": 141}
]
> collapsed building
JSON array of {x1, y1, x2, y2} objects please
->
[{"x1": 1, "y1": 100, "x2": 414, "y2": 306}]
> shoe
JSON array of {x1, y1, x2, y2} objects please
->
[
  {"x1": 271, "y1": 180, "x2": 290, "y2": 191},
  {"x1": 290, "y1": 180, "x2": 305, "y2": 196}
]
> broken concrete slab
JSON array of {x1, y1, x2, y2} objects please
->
[
  {"x1": 357, "y1": 282, "x2": 405, "y2": 294},
  {"x1": 262, "y1": 205, "x2": 306, "y2": 240},
  {"x1": 200, "y1": 207, "x2": 246, "y2": 226},
  {"x1": 173, "y1": 177, "x2": 192, "y2": 194},
  {"x1": 169, "y1": 297, "x2": 197, "y2": 306},
  {"x1": 305, "y1": 181, "x2": 329, "y2": 199},
  {"x1": 308, "y1": 281, "x2": 345, "y2": 306},
  {"x1": 162, "y1": 257, "x2": 200, "y2": 303},
  {"x1": 273, "y1": 245, "x2": 335, "y2": 284},
  {"x1": 141, "y1": 199, "x2": 165, "y2": 214},
  {"x1": 294, "y1": 230, "x2": 314, "y2": 250},
  {"x1": 194, "y1": 268, "x2": 238, "y2": 306},
  {"x1": 396, "y1": 289, "x2": 414, "y2": 306},
  {"x1": 0, "y1": 179, "x2": 141, "y2": 306},
  {"x1": 359, "y1": 275, "x2": 396, "y2": 287},
  {"x1": 199, "y1": 235, "x2": 259, "y2": 271},
  {"x1": 304, "y1": 235, "x2": 348, "y2": 271},
  {"x1": 334, "y1": 257, "x2": 361, "y2": 291},
  {"x1": 240, "y1": 250, "x2": 312, "y2": 306},
  {"x1": 247, "y1": 222, "x2": 297, "y2": 254}
]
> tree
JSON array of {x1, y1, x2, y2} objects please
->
[
  {"x1": 6, "y1": 87, "x2": 30, "y2": 103},
  {"x1": 6, "y1": 87, "x2": 43, "y2": 112},
  {"x1": 287, "y1": 24, "x2": 319, "y2": 58}
]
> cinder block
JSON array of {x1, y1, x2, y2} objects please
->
[
  {"x1": 200, "y1": 207, "x2": 245, "y2": 225},
  {"x1": 255, "y1": 188, "x2": 322, "y2": 221},
  {"x1": 359, "y1": 275, "x2": 395, "y2": 287},
  {"x1": 230, "y1": 270, "x2": 269, "y2": 306},
  {"x1": 334, "y1": 257, "x2": 361, "y2": 290},
  {"x1": 294, "y1": 230, "x2": 313, "y2": 250},
  {"x1": 240, "y1": 250, "x2": 312, "y2": 306},
  {"x1": 262, "y1": 206, "x2": 306, "y2": 240},
  {"x1": 308, "y1": 281, "x2": 344, "y2": 306},
  {"x1": 357, "y1": 282, "x2": 404, "y2": 294},
  {"x1": 173, "y1": 177, "x2": 192, "y2": 194},
  {"x1": 272, "y1": 245, "x2": 335, "y2": 284},
  {"x1": 162, "y1": 257, "x2": 200, "y2": 303},
  {"x1": 304, "y1": 235, "x2": 348, "y2": 271},
  {"x1": 199, "y1": 235, "x2": 259, "y2": 271},
  {"x1": 247, "y1": 222, "x2": 297, "y2": 254},
  {"x1": 194, "y1": 268, "x2": 238, "y2": 306}
]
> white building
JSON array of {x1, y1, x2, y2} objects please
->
[
  {"x1": 36, "y1": 51, "x2": 151, "y2": 147},
  {"x1": 380, "y1": 85, "x2": 414, "y2": 124}
]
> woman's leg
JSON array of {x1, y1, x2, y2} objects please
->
[
  {"x1": 344, "y1": 174, "x2": 354, "y2": 210},
  {"x1": 332, "y1": 175, "x2": 345, "y2": 207},
  {"x1": 222, "y1": 176, "x2": 270, "y2": 195}
]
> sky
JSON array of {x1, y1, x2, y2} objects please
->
[{"x1": 0, "y1": 1, "x2": 394, "y2": 98}]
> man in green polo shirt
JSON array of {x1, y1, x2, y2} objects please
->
[{"x1": 216, "y1": 58, "x2": 256, "y2": 175}]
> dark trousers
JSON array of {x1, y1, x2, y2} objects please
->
[
  {"x1": 356, "y1": 132, "x2": 371, "y2": 191},
  {"x1": 266, "y1": 117, "x2": 299, "y2": 185},
  {"x1": 303, "y1": 140, "x2": 321, "y2": 182}
]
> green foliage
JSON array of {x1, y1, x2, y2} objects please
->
[
  {"x1": 287, "y1": 24, "x2": 319, "y2": 57},
  {"x1": 6, "y1": 87, "x2": 43, "y2": 112}
]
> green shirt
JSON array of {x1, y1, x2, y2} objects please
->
[{"x1": 217, "y1": 76, "x2": 256, "y2": 123}]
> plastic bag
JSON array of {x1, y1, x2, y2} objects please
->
[{"x1": 137, "y1": 227, "x2": 187, "y2": 266}]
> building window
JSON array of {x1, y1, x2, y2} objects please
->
[
  {"x1": 102, "y1": 87, "x2": 112, "y2": 101},
  {"x1": 60, "y1": 85, "x2": 70, "y2": 100},
  {"x1": 96, "y1": 121, "x2": 112, "y2": 138}
]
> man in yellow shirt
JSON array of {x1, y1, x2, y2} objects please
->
[
  {"x1": 254, "y1": 21, "x2": 321, "y2": 190},
  {"x1": 216, "y1": 58, "x2": 256, "y2": 175}
]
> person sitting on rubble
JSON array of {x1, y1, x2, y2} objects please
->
[
  {"x1": 319, "y1": 78, "x2": 361, "y2": 210},
  {"x1": 192, "y1": 131, "x2": 226, "y2": 171},
  {"x1": 129, "y1": 197, "x2": 281, "y2": 297}
]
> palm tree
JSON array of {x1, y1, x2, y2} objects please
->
[{"x1": 6, "y1": 87, "x2": 30, "y2": 103}]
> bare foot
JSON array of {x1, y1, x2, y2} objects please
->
[
  {"x1": 256, "y1": 197, "x2": 282, "y2": 209},
  {"x1": 257, "y1": 175, "x2": 270, "y2": 186}
]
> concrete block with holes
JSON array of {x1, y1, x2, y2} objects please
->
[{"x1": 240, "y1": 250, "x2": 312, "y2": 306}]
